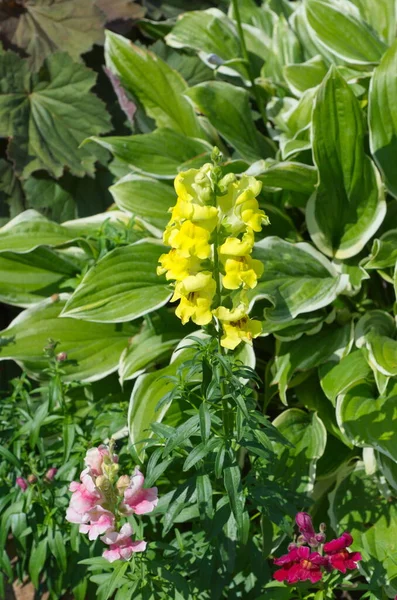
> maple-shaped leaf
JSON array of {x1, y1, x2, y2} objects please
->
[
  {"x1": 0, "y1": 51, "x2": 111, "y2": 179},
  {"x1": 0, "y1": 0, "x2": 105, "y2": 69},
  {"x1": 95, "y1": 0, "x2": 145, "y2": 22}
]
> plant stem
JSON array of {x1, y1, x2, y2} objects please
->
[{"x1": 231, "y1": 0, "x2": 268, "y2": 130}]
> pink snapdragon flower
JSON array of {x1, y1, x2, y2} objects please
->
[
  {"x1": 66, "y1": 469, "x2": 103, "y2": 524},
  {"x1": 84, "y1": 445, "x2": 117, "y2": 476},
  {"x1": 101, "y1": 523, "x2": 147, "y2": 563},
  {"x1": 274, "y1": 546, "x2": 328, "y2": 584},
  {"x1": 120, "y1": 467, "x2": 158, "y2": 515},
  {"x1": 324, "y1": 532, "x2": 362, "y2": 573},
  {"x1": 16, "y1": 477, "x2": 28, "y2": 492},
  {"x1": 79, "y1": 506, "x2": 115, "y2": 540}
]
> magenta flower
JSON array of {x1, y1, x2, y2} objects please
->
[
  {"x1": 274, "y1": 546, "x2": 328, "y2": 584},
  {"x1": 79, "y1": 506, "x2": 115, "y2": 540},
  {"x1": 296, "y1": 512, "x2": 325, "y2": 546},
  {"x1": 16, "y1": 477, "x2": 28, "y2": 492},
  {"x1": 324, "y1": 532, "x2": 362, "y2": 573},
  {"x1": 101, "y1": 523, "x2": 147, "y2": 563},
  {"x1": 120, "y1": 467, "x2": 158, "y2": 515},
  {"x1": 66, "y1": 469, "x2": 103, "y2": 524}
]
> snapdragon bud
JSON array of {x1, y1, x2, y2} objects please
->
[
  {"x1": 45, "y1": 467, "x2": 58, "y2": 481},
  {"x1": 56, "y1": 352, "x2": 68, "y2": 362},
  {"x1": 16, "y1": 477, "x2": 28, "y2": 491},
  {"x1": 27, "y1": 474, "x2": 37, "y2": 484},
  {"x1": 116, "y1": 475, "x2": 130, "y2": 495}
]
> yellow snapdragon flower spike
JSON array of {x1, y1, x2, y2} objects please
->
[
  {"x1": 167, "y1": 221, "x2": 211, "y2": 260},
  {"x1": 158, "y1": 156, "x2": 269, "y2": 349},
  {"x1": 222, "y1": 255, "x2": 264, "y2": 290},
  {"x1": 172, "y1": 272, "x2": 216, "y2": 325},
  {"x1": 157, "y1": 250, "x2": 201, "y2": 281},
  {"x1": 213, "y1": 305, "x2": 262, "y2": 350}
]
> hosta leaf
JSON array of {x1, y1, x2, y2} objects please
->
[
  {"x1": 0, "y1": 295, "x2": 136, "y2": 381},
  {"x1": 0, "y1": 0, "x2": 105, "y2": 69},
  {"x1": 369, "y1": 40, "x2": 397, "y2": 199},
  {"x1": 262, "y1": 14, "x2": 303, "y2": 84},
  {"x1": 0, "y1": 247, "x2": 78, "y2": 307},
  {"x1": 186, "y1": 82, "x2": 272, "y2": 162},
  {"x1": 228, "y1": 0, "x2": 276, "y2": 36},
  {"x1": 363, "y1": 230, "x2": 397, "y2": 269},
  {"x1": 349, "y1": 0, "x2": 396, "y2": 45},
  {"x1": 165, "y1": 9, "x2": 246, "y2": 79},
  {"x1": 89, "y1": 129, "x2": 212, "y2": 179},
  {"x1": 307, "y1": 67, "x2": 386, "y2": 259},
  {"x1": 337, "y1": 383, "x2": 397, "y2": 461},
  {"x1": 251, "y1": 237, "x2": 348, "y2": 322},
  {"x1": 62, "y1": 241, "x2": 171, "y2": 323},
  {"x1": 319, "y1": 349, "x2": 372, "y2": 404},
  {"x1": 283, "y1": 55, "x2": 328, "y2": 95},
  {"x1": 0, "y1": 210, "x2": 76, "y2": 253},
  {"x1": 330, "y1": 463, "x2": 397, "y2": 598},
  {"x1": 272, "y1": 409, "x2": 327, "y2": 494},
  {"x1": 110, "y1": 174, "x2": 175, "y2": 235},
  {"x1": 305, "y1": 0, "x2": 387, "y2": 65},
  {"x1": 246, "y1": 160, "x2": 317, "y2": 194},
  {"x1": 105, "y1": 31, "x2": 203, "y2": 138},
  {"x1": 273, "y1": 322, "x2": 353, "y2": 404},
  {"x1": 0, "y1": 51, "x2": 111, "y2": 178}
]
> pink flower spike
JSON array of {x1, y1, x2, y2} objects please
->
[
  {"x1": 79, "y1": 506, "x2": 115, "y2": 540},
  {"x1": 101, "y1": 523, "x2": 147, "y2": 563},
  {"x1": 66, "y1": 470, "x2": 103, "y2": 524},
  {"x1": 16, "y1": 477, "x2": 28, "y2": 492},
  {"x1": 120, "y1": 468, "x2": 158, "y2": 515},
  {"x1": 84, "y1": 446, "x2": 112, "y2": 476}
]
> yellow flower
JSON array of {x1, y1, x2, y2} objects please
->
[
  {"x1": 167, "y1": 221, "x2": 211, "y2": 259},
  {"x1": 219, "y1": 229, "x2": 255, "y2": 257},
  {"x1": 213, "y1": 305, "x2": 262, "y2": 350},
  {"x1": 174, "y1": 164, "x2": 213, "y2": 204},
  {"x1": 222, "y1": 255, "x2": 264, "y2": 290},
  {"x1": 172, "y1": 272, "x2": 216, "y2": 325},
  {"x1": 157, "y1": 249, "x2": 201, "y2": 281},
  {"x1": 218, "y1": 174, "x2": 266, "y2": 234},
  {"x1": 171, "y1": 198, "x2": 218, "y2": 232},
  {"x1": 235, "y1": 196, "x2": 269, "y2": 232}
]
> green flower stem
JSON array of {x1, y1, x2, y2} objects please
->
[{"x1": 231, "y1": 0, "x2": 268, "y2": 131}]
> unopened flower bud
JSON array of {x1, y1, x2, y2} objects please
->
[
  {"x1": 288, "y1": 543, "x2": 298, "y2": 552},
  {"x1": 319, "y1": 522, "x2": 326, "y2": 533},
  {"x1": 16, "y1": 477, "x2": 28, "y2": 491},
  {"x1": 27, "y1": 474, "x2": 37, "y2": 484},
  {"x1": 56, "y1": 351, "x2": 67, "y2": 362},
  {"x1": 45, "y1": 467, "x2": 57, "y2": 481},
  {"x1": 315, "y1": 533, "x2": 326, "y2": 544},
  {"x1": 297, "y1": 535, "x2": 305, "y2": 544},
  {"x1": 116, "y1": 475, "x2": 130, "y2": 495}
]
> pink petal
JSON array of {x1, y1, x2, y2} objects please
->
[
  {"x1": 273, "y1": 567, "x2": 289, "y2": 582},
  {"x1": 308, "y1": 569, "x2": 323, "y2": 583},
  {"x1": 103, "y1": 548, "x2": 121, "y2": 563}
]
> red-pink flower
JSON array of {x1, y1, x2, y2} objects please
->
[
  {"x1": 84, "y1": 445, "x2": 117, "y2": 476},
  {"x1": 66, "y1": 469, "x2": 103, "y2": 524},
  {"x1": 120, "y1": 468, "x2": 158, "y2": 515},
  {"x1": 324, "y1": 532, "x2": 362, "y2": 573},
  {"x1": 16, "y1": 477, "x2": 28, "y2": 492},
  {"x1": 79, "y1": 506, "x2": 115, "y2": 540},
  {"x1": 101, "y1": 523, "x2": 146, "y2": 563},
  {"x1": 274, "y1": 546, "x2": 328, "y2": 584}
]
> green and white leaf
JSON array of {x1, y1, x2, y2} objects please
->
[
  {"x1": 62, "y1": 241, "x2": 171, "y2": 323},
  {"x1": 304, "y1": 0, "x2": 387, "y2": 65},
  {"x1": 251, "y1": 237, "x2": 349, "y2": 322},
  {"x1": 363, "y1": 230, "x2": 397, "y2": 269},
  {"x1": 369, "y1": 40, "x2": 397, "y2": 199},
  {"x1": 0, "y1": 295, "x2": 136, "y2": 382},
  {"x1": 307, "y1": 67, "x2": 386, "y2": 258},
  {"x1": 0, "y1": 211, "x2": 77, "y2": 254},
  {"x1": 88, "y1": 129, "x2": 212, "y2": 179},
  {"x1": 110, "y1": 174, "x2": 175, "y2": 235},
  {"x1": 105, "y1": 31, "x2": 203, "y2": 138}
]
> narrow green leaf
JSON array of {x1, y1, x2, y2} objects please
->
[{"x1": 28, "y1": 538, "x2": 47, "y2": 589}]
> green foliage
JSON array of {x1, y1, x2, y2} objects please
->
[{"x1": 1, "y1": 0, "x2": 397, "y2": 598}]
